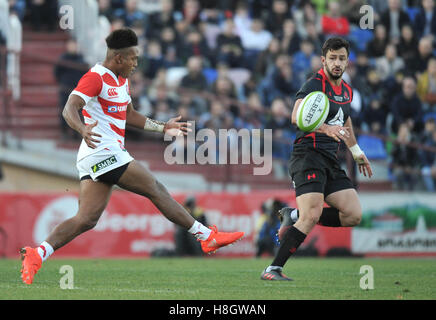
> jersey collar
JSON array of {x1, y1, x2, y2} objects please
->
[{"x1": 96, "y1": 63, "x2": 120, "y2": 86}]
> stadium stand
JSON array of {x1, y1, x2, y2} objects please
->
[{"x1": 1, "y1": 0, "x2": 436, "y2": 192}]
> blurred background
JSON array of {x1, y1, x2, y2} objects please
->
[{"x1": 0, "y1": 0, "x2": 435, "y2": 259}]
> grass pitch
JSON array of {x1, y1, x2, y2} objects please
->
[{"x1": 0, "y1": 257, "x2": 435, "y2": 300}]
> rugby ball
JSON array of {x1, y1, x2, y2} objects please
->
[{"x1": 296, "y1": 91, "x2": 329, "y2": 132}]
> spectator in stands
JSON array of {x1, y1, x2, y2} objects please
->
[
  {"x1": 243, "y1": 92, "x2": 266, "y2": 129},
  {"x1": 265, "y1": 0, "x2": 293, "y2": 36},
  {"x1": 355, "y1": 50, "x2": 371, "y2": 77},
  {"x1": 180, "y1": 55, "x2": 209, "y2": 92},
  {"x1": 414, "y1": 0, "x2": 436, "y2": 39},
  {"x1": 406, "y1": 35, "x2": 434, "y2": 77},
  {"x1": 28, "y1": 0, "x2": 57, "y2": 31},
  {"x1": 199, "y1": 99, "x2": 234, "y2": 134},
  {"x1": 254, "y1": 199, "x2": 282, "y2": 257},
  {"x1": 375, "y1": 43, "x2": 405, "y2": 81},
  {"x1": 338, "y1": 0, "x2": 366, "y2": 26},
  {"x1": 240, "y1": 18, "x2": 273, "y2": 52},
  {"x1": 159, "y1": 26, "x2": 182, "y2": 57},
  {"x1": 390, "y1": 76, "x2": 424, "y2": 134},
  {"x1": 366, "y1": 24, "x2": 389, "y2": 58},
  {"x1": 419, "y1": 118, "x2": 436, "y2": 191},
  {"x1": 233, "y1": 0, "x2": 252, "y2": 36},
  {"x1": 304, "y1": 55, "x2": 322, "y2": 80},
  {"x1": 396, "y1": 24, "x2": 419, "y2": 63},
  {"x1": 390, "y1": 122, "x2": 420, "y2": 190},
  {"x1": 211, "y1": 74, "x2": 237, "y2": 102},
  {"x1": 272, "y1": 55, "x2": 299, "y2": 99},
  {"x1": 146, "y1": 0, "x2": 176, "y2": 39},
  {"x1": 180, "y1": 28, "x2": 212, "y2": 65},
  {"x1": 303, "y1": 21, "x2": 325, "y2": 56},
  {"x1": 292, "y1": 39, "x2": 316, "y2": 88},
  {"x1": 215, "y1": 19, "x2": 244, "y2": 68},
  {"x1": 113, "y1": 0, "x2": 146, "y2": 28},
  {"x1": 417, "y1": 56, "x2": 436, "y2": 110},
  {"x1": 150, "y1": 84, "x2": 177, "y2": 114},
  {"x1": 379, "y1": 0, "x2": 411, "y2": 44},
  {"x1": 177, "y1": 0, "x2": 201, "y2": 27},
  {"x1": 320, "y1": 1, "x2": 350, "y2": 36},
  {"x1": 254, "y1": 37, "x2": 282, "y2": 80},
  {"x1": 54, "y1": 39, "x2": 88, "y2": 140},
  {"x1": 293, "y1": 1, "x2": 322, "y2": 39},
  {"x1": 142, "y1": 40, "x2": 165, "y2": 79},
  {"x1": 265, "y1": 97, "x2": 293, "y2": 162},
  {"x1": 362, "y1": 95, "x2": 388, "y2": 134},
  {"x1": 8, "y1": 0, "x2": 26, "y2": 21},
  {"x1": 278, "y1": 19, "x2": 302, "y2": 56},
  {"x1": 98, "y1": 0, "x2": 114, "y2": 21}
]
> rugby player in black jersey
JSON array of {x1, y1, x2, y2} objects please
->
[{"x1": 261, "y1": 37, "x2": 372, "y2": 281}]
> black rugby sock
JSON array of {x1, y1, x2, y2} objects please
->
[
  {"x1": 292, "y1": 207, "x2": 341, "y2": 227},
  {"x1": 271, "y1": 226, "x2": 306, "y2": 268},
  {"x1": 318, "y1": 207, "x2": 341, "y2": 227}
]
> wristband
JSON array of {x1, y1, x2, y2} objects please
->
[
  {"x1": 144, "y1": 118, "x2": 165, "y2": 132},
  {"x1": 349, "y1": 144, "x2": 364, "y2": 158}
]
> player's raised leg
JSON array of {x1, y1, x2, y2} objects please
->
[
  {"x1": 20, "y1": 179, "x2": 113, "y2": 284},
  {"x1": 116, "y1": 160, "x2": 244, "y2": 253},
  {"x1": 324, "y1": 188, "x2": 362, "y2": 227}
]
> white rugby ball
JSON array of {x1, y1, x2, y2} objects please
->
[{"x1": 296, "y1": 91, "x2": 329, "y2": 132}]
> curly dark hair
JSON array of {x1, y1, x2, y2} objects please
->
[
  {"x1": 105, "y1": 28, "x2": 138, "y2": 50},
  {"x1": 321, "y1": 37, "x2": 350, "y2": 57}
]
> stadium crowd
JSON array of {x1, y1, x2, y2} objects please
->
[{"x1": 2, "y1": 0, "x2": 436, "y2": 191}]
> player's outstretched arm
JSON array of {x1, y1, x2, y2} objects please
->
[
  {"x1": 126, "y1": 103, "x2": 191, "y2": 136},
  {"x1": 62, "y1": 94, "x2": 102, "y2": 149},
  {"x1": 343, "y1": 118, "x2": 373, "y2": 178}
]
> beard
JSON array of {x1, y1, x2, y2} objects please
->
[{"x1": 326, "y1": 65, "x2": 344, "y2": 80}]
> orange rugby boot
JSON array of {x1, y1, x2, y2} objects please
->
[
  {"x1": 20, "y1": 247, "x2": 42, "y2": 285},
  {"x1": 200, "y1": 225, "x2": 244, "y2": 254}
]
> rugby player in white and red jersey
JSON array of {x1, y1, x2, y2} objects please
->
[{"x1": 20, "y1": 28, "x2": 244, "y2": 285}]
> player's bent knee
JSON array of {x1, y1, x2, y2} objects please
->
[
  {"x1": 299, "y1": 207, "x2": 323, "y2": 227},
  {"x1": 349, "y1": 212, "x2": 362, "y2": 227}
]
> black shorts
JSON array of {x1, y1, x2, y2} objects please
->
[
  {"x1": 289, "y1": 147, "x2": 354, "y2": 197},
  {"x1": 80, "y1": 162, "x2": 129, "y2": 185}
]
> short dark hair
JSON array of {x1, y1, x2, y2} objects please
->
[
  {"x1": 105, "y1": 28, "x2": 138, "y2": 50},
  {"x1": 321, "y1": 37, "x2": 350, "y2": 57}
]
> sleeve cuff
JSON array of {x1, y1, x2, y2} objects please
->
[{"x1": 70, "y1": 90, "x2": 92, "y2": 104}]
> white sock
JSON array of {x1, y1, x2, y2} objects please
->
[
  {"x1": 291, "y1": 208, "x2": 299, "y2": 222},
  {"x1": 188, "y1": 221, "x2": 211, "y2": 241},
  {"x1": 37, "y1": 241, "x2": 54, "y2": 262},
  {"x1": 266, "y1": 265, "x2": 283, "y2": 272}
]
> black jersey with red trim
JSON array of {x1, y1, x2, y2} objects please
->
[{"x1": 293, "y1": 68, "x2": 353, "y2": 158}]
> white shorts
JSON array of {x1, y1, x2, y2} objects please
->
[{"x1": 77, "y1": 148, "x2": 134, "y2": 181}]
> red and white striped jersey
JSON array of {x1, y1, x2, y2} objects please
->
[{"x1": 70, "y1": 63, "x2": 132, "y2": 161}]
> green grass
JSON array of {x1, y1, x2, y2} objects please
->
[{"x1": 1, "y1": 257, "x2": 435, "y2": 300}]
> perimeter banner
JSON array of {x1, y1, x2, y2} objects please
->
[
  {"x1": 0, "y1": 192, "x2": 435, "y2": 258},
  {"x1": 0, "y1": 190, "x2": 296, "y2": 258}
]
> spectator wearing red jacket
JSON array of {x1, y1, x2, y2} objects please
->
[{"x1": 321, "y1": 1, "x2": 350, "y2": 36}]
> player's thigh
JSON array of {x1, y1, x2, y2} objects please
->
[
  {"x1": 76, "y1": 179, "x2": 113, "y2": 225},
  {"x1": 325, "y1": 188, "x2": 362, "y2": 224},
  {"x1": 116, "y1": 160, "x2": 167, "y2": 198}
]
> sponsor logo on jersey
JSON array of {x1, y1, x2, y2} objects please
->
[
  {"x1": 108, "y1": 106, "x2": 117, "y2": 113},
  {"x1": 328, "y1": 107, "x2": 345, "y2": 126},
  {"x1": 108, "y1": 88, "x2": 118, "y2": 97},
  {"x1": 92, "y1": 156, "x2": 118, "y2": 173},
  {"x1": 108, "y1": 105, "x2": 128, "y2": 113}
]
